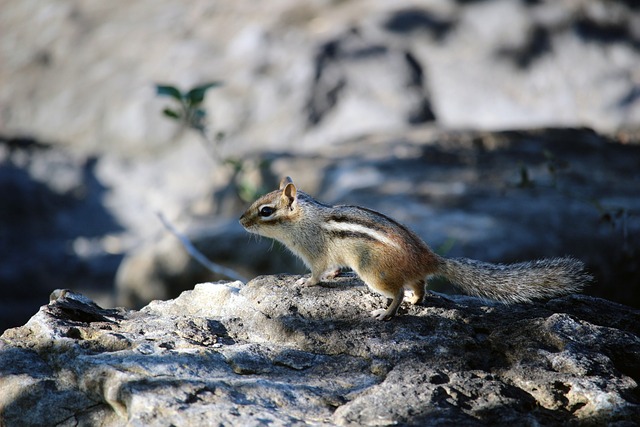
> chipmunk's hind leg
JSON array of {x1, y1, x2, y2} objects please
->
[
  {"x1": 371, "y1": 287, "x2": 404, "y2": 321},
  {"x1": 408, "y1": 279, "x2": 426, "y2": 305},
  {"x1": 323, "y1": 267, "x2": 342, "y2": 280}
]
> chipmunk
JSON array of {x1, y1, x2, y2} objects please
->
[{"x1": 239, "y1": 177, "x2": 591, "y2": 320}]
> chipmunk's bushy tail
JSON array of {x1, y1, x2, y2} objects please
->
[{"x1": 437, "y1": 257, "x2": 591, "y2": 303}]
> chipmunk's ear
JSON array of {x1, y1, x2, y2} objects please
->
[
  {"x1": 279, "y1": 176, "x2": 293, "y2": 190},
  {"x1": 281, "y1": 181, "x2": 297, "y2": 207}
]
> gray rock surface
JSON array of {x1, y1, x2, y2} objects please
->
[
  {"x1": 1, "y1": 278, "x2": 639, "y2": 425},
  {"x1": 3, "y1": 1, "x2": 640, "y2": 154}
]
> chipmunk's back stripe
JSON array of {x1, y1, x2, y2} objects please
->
[
  {"x1": 322, "y1": 220, "x2": 401, "y2": 249},
  {"x1": 328, "y1": 214, "x2": 388, "y2": 234},
  {"x1": 328, "y1": 230, "x2": 378, "y2": 243}
]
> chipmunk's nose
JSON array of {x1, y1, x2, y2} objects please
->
[{"x1": 239, "y1": 212, "x2": 249, "y2": 228}]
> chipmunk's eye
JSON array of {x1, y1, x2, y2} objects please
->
[{"x1": 258, "y1": 206, "x2": 275, "y2": 217}]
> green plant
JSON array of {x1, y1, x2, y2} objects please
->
[
  {"x1": 224, "y1": 157, "x2": 272, "y2": 203},
  {"x1": 157, "y1": 82, "x2": 221, "y2": 131},
  {"x1": 155, "y1": 82, "x2": 270, "y2": 203},
  {"x1": 516, "y1": 150, "x2": 568, "y2": 189},
  {"x1": 516, "y1": 162, "x2": 534, "y2": 188},
  {"x1": 156, "y1": 82, "x2": 225, "y2": 161}
]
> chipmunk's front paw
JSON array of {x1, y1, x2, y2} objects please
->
[
  {"x1": 296, "y1": 276, "x2": 320, "y2": 287},
  {"x1": 371, "y1": 309, "x2": 394, "y2": 321}
]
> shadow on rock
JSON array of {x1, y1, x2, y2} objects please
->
[{"x1": 0, "y1": 136, "x2": 125, "y2": 332}]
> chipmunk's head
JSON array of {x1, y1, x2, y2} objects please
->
[{"x1": 239, "y1": 176, "x2": 301, "y2": 238}]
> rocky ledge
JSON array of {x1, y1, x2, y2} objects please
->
[{"x1": 1, "y1": 276, "x2": 639, "y2": 426}]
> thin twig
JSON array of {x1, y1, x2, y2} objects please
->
[{"x1": 157, "y1": 212, "x2": 247, "y2": 283}]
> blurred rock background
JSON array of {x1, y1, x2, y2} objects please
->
[{"x1": 1, "y1": 0, "x2": 639, "y2": 332}]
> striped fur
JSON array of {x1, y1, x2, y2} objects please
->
[
  {"x1": 322, "y1": 219, "x2": 401, "y2": 249},
  {"x1": 240, "y1": 177, "x2": 592, "y2": 319}
]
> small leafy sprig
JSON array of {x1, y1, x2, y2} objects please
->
[
  {"x1": 156, "y1": 82, "x2": 222, "y2": 132},
  {"x1": 156, "y1": 82, "x2": 225, "y2": 161},
  {"x1": 155, "y1": 81, "x2": 270, "y2": 203}
]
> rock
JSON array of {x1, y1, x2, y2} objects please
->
[
  {"x1": 304, "y1": 26, "x2": 436, "y2": 146},
  {"x1": 3, "y1": 0, "x2": 640, "y2": 333},
  {"x1": 1, "y1": 278, "x2": 639, "y2": 425},
  {"x1": 0, "y1": 137, "x2": 124, "y2": 331},
  {"x1": 3, "y1": 1, "x2": 640, "y2": 154}
]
